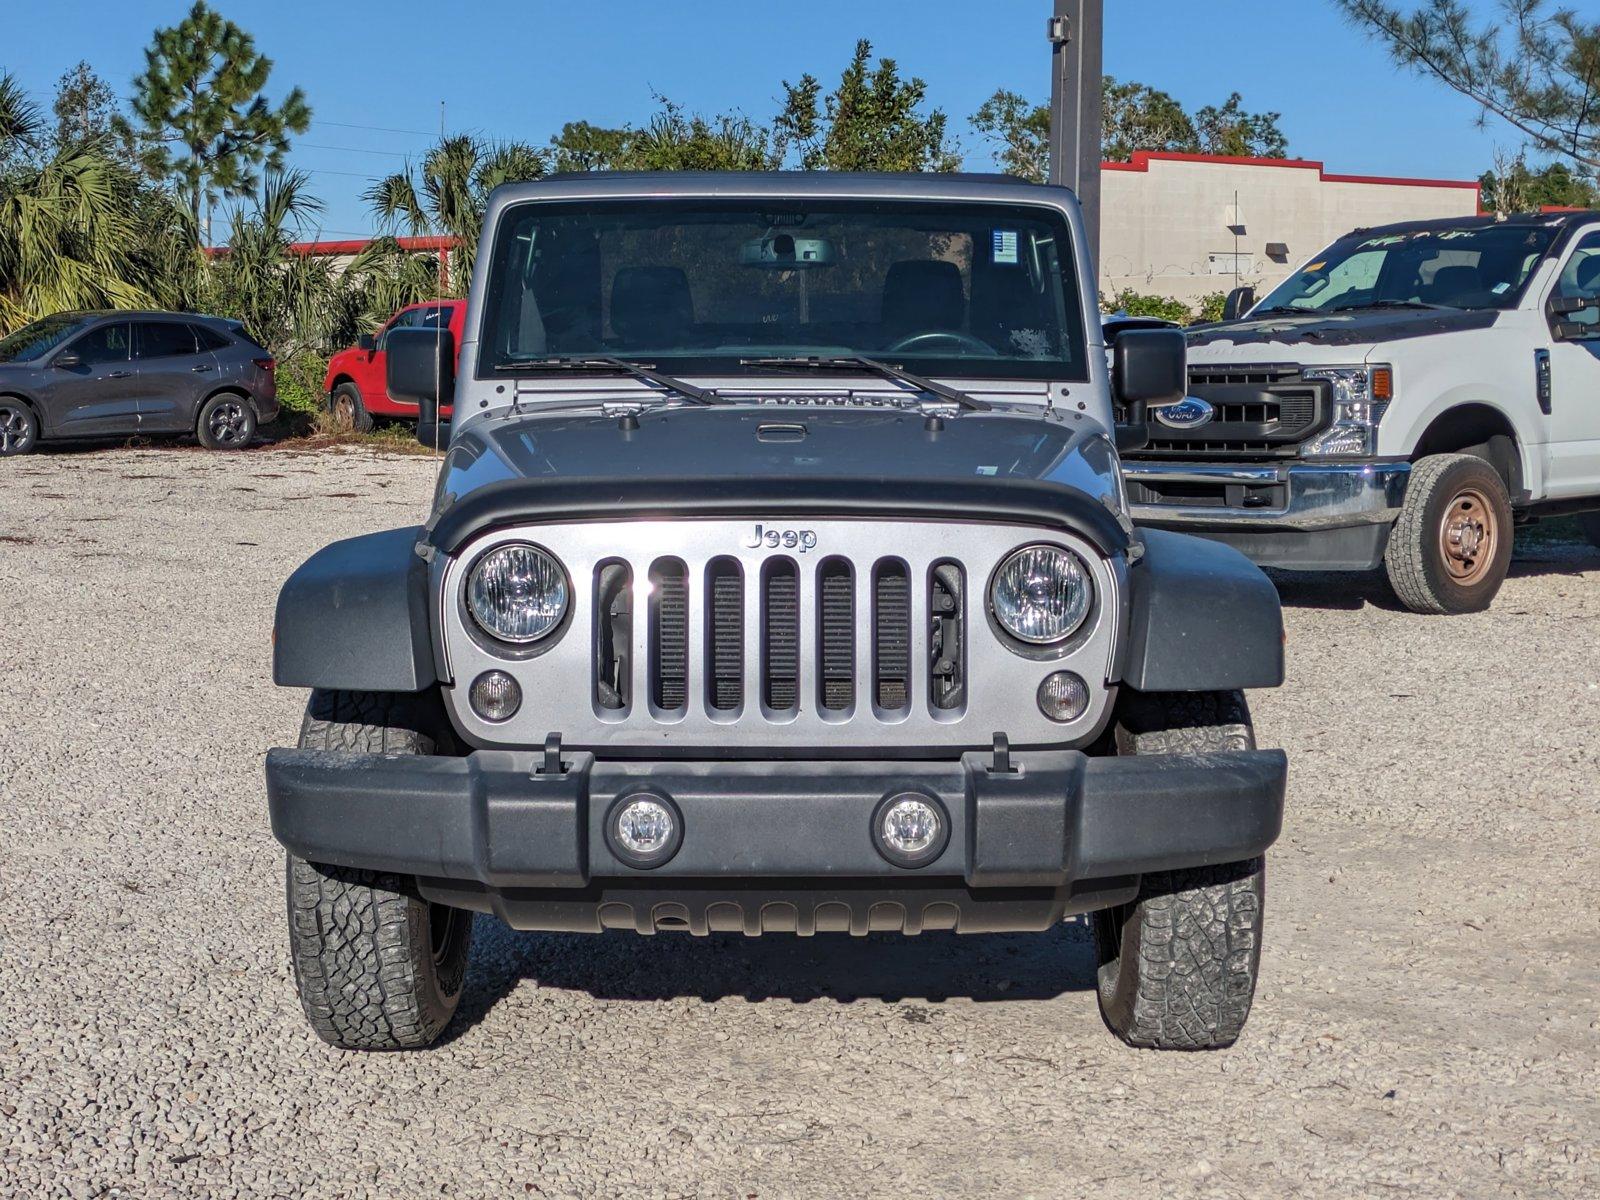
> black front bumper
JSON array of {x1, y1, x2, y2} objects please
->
[{"x1": 265, "y1": 748, "x2": 1286, "y2": 935}]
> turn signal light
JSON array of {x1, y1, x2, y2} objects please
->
[{"x1": 1371, "y1": 366, "x2": 1394, "y2": 401}]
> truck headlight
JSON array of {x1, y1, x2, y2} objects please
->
[
  {"x1": 990, "y1": 545, "x2": 1093, "y2": 645},
  {"x1": 466, "y1": 543, "x2": 569, "y2": 643},
  {"x1": 1301, "y1": 365, "x2": 1393, "y2": 458}
]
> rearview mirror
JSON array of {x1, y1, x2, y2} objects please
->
[
  {"x1": 1111, "y1": 328, "x2": 1187, "y2": 454},
  {"x1": 1222, "y1": 286, "x2": 1257, "y2": 321},
  {"x1": 357, "y1": 333, "x2": 376, "y2": 352},
  {"x1": 53, "y1": 352, "x2": 82, "y2": 369},
  {"x1": 740, "y1": 232, "x2": 836, "y2": 268},
  {"x1": 386, "y1": 327, "x2": 455, "y2": 447}
]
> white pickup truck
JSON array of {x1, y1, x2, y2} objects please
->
[{"x1": 1121, "y1": 211, "x2": 1600, "y2": 613}]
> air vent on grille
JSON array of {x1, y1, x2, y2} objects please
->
[
  {"x1": 593, "y1": 560, "x2": 632, "y2": 711},
  {"x1": 818, "y1": 558, "x2": 855, "y2": 712},
  {"x1": 929, "y1": 562, "x2": 964, "y2": 712},
  {"x1": 707, "y1": 557, "x2": 743, "y2": 712},
  {"x1": 874, "y1": 561, "x2": 911, "y2": 713},
  {"x1": 650, "y1": 559, "x2": 688, "y2": 712},
  {"x1": 763, "y1": 560, "x2": 800, "y2": 712}
]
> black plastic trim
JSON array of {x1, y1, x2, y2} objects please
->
[
  {"x1": 272, "y1": 526, "x2": 436, "y2": 692},
  {"x1": 423, "y1": 475, "x2": 1134, "y2": 560},
  {"x1": 1121, "y1": 526, "x2": 1285, "y2": 691}
]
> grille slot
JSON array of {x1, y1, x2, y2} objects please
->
[
  {"x1": 593, "y1": 560, "x2": 632, "y2": 711},
  {"x1": 762, "y1": 560, "x2": 800, "y2": 713},
  {"x1": 873, "y1": 560, "x2": 912, "y2": 714},
  {"x1": 706, "y1": 557, "x2": 743, "y2": 712},
  {"x1": 1129, "y1": 364, "x2": 1330, "y2": 458},
  {"x1": 928, "y1": 562, "x2": 965, "y2": 712},
  {"x1": 817, "y1": 558, "x2": 855, "y2": 713},
  {"x1": 649, "y1": 559, "x2": 688, "y2": 713}
]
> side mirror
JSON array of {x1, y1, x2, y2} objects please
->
[
  {"x1": 1112, "y1": 328, "x2": 1187, "y2": 454},
  {"x1": 1549, "y1": 293, "x2": 1599, "y2": 341},
  {"x1": 387, "y1": 326, "x2": 455, "y2": 447},
  {"x1": 53, "y1": 352, "x2": 83, "y2": 369},
  {"x1": 356, "y1": 333, "x2": 377, "y2": 352},
  {"x1": 1222, "y1": 285, "x2": 1257, "y2": 322}
]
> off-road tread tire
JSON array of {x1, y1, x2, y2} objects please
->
[
  {"x1": 1384, "y1": 453, "x2": 1512, "y2": 615},
  {"x1": 331, "y1": 382, "x2": 374, "y2": 433},
  {"x1": 286, "y1": 689, "x2": 471, "y2": 1050},
  {"x1": 1093, "y1": 690, "x2": 1266, "y2": 1051}
]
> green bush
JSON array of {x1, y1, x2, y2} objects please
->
[
  {"x1": 1194, "y1": 291, "x2": 1229, "y2": 324},
  {"x1": 1101, "y1": 288, "x2": 1234, "y2": 327},
  {"x1": 274, "y1": 351, "x2": 329, "y2": 417}
]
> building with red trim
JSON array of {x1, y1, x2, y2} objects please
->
[{"x1": 1100, "y1": 151, "x2": 1482, "y2": 308}]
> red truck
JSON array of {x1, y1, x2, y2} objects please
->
[{"x1": 324, "y1": 300, "x2": 464, "y2": 428}]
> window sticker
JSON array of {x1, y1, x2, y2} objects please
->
[
  {"x1": 1492, "y1": 281, "x2": 1511, "y2": 294},
  {"x1": 992, "y1": 229, "x2": 1019, "y2": 265}
]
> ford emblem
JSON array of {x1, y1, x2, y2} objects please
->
[{"x1": 1153, "y1": 396, "x2": 1216, "y2": 430}]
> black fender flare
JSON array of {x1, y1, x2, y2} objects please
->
[
  {"x1": 273, "y1": 526, "x2": 437, "y2": 692},
  {"x1": 1120, "y1": 527, "x2": 1284, "y2": 692}
]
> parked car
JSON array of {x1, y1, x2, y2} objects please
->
[
  {"x1": 322, "y1": 300, "x2": 464, "y2": 429},
  {"x1": 1121, "y1": 211, "x2": 1600, "y2": 613},
  {"x1": 0, "y1": 310, "x2": 277, "y2": 456},
  {"x1": 266, "y1": 172, "x2": 1289, "y2": 1053}
]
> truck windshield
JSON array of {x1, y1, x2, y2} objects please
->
[
  {"x1": 478, "y1": 199, "x2": 1089, "y2": 381},
  {"x1": 1255, "y1": 224, "x2": 1557, "y2": 315}
]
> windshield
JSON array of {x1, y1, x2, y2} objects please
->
[
  {"x1": 0, "y1": 313, "x2": 87, "y2": 363},
  {"x1": 479, "y1": 199, "x2": 1089, "y2": 380},
  {"x1": 1256, "y1": 224, "x2": 1557, "y2": 315}
]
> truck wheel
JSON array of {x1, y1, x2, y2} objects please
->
[
  {"x1": 1091, "y1": 691, "x2": 1267, "y2": 1050},
  {"x1": 0, "y1": 399, "x2": 38, "y2": 456},
  {"x1": 329, "y1": 382, "x2": 373, "y2": 433},
  {"x1": 1384, "y1": 453, "x2": 1512, "y2": 614},
  {"x1": 196, "y1": 393, "x2": 257, "y2": 450},
  {"x1": 285, "y1": 689, "x2": 472, "y2": 1050}
]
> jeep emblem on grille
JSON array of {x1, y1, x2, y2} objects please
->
[
  {"x1": 744, "y1": 524, "x2": 818, "y2": 553},
  {"x1": 1153, "y1": 396, "x2": 1216, "y2": 430}
]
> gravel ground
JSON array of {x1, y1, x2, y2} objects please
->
[{"x1": 3, "y1": 444, "x2": 1598, "y2": 1200}]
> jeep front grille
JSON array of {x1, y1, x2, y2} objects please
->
[{"x1": 438, "y1": 519, "x2": 1121, "y2": 753}]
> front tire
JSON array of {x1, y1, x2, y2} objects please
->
[
  {"x1": 1384, "y1": 453, "x2": 1512, "y2": 614},
  {"x1": 196, "y1": 392, "x2": 257, "y2": 450},
  {"x1": 1091, "y1": 691, "x2": 1267, "y2": 1050},
  {"x1": 0, "y1": 399, "x2": 38, "y2": 456},
  {"x1": 329, "y1": 382, "x2": 373, "y2": 433},
  {"x1": 285, "y1": 689, "x2": 472, "y2": 1050}
]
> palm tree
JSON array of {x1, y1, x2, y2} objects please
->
[{"x1": 365, "y1": 134, "x2": 546, "y2": 293}]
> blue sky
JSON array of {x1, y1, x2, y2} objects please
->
[{"x1": 6, "y1": 0, "x2": 1517, "y2": 239}]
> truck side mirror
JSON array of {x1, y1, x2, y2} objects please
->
[
  {"x1": 1548, "y1": 293, "x2": 1598, "y2": 341},
  {"x1": 386, "y1": 327, "x2": 455, "y2": 448},
  {"x1": 1222, "y1": 285, "x2": 1257, "y2": 322},
  {"x1": 356, "y1": 333, "x2": 376, "y2": 352},
  {"x1": 1112, "y1": 328, "x2": 1187, "y2": 454}
]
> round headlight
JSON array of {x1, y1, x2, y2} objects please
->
[
  {"x1": 466, "y1": 543, "x2": 568, "y2": 644},
  {"x1": 991, "y1": 545, "x2": 1093, "y2": 644}
]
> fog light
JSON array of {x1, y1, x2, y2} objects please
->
[
  {"x1": 469, "y1": 670, "x2": 521, "y2": 722},
  {"x1": 607, "y1": 793, "x2": 682, "y2": 868},
  {"x1": 1037, "y1": 670, "x2": 1090, "y2": 722},
  {"x1": 872, "y1": 792, "x2": 949, "y2": 868}
]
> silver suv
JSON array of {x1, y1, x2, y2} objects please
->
[
  {"x1": 265, "y1": 172, "x2": 1288, "y2": 1052},
  {"x1": 0, "y1": 310, "x2": 278, "y2": 455}
]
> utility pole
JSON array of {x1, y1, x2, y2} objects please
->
[{"x1": 1047, "y1": 0, "x2": 1104, "y2": 270}]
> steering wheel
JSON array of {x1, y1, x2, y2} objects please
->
[{"x1": 883, "y1": 329, "x2": 999, "y2": 356}]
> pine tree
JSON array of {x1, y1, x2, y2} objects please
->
[{"x1": 116, "y1": 2, "x2": 310, "y2": 244}]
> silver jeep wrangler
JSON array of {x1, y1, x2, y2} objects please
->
[{"x1": 266, "y1": 172, "x2": 1287, "y2": 1051}]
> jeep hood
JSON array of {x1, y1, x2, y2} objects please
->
[
  {"x1": 1188, "y1": 306, "x2": 1500, "y2": 356},
  {"x1": 433, "y1": 404, "x2": 1121, "y2": 513}
]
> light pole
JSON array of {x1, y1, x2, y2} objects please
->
[{"x1": 1047, "y1": 0, "x2": 1104, "y2": 271}]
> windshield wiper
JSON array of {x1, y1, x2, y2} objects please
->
[
  {"x1": 493, "y1": 355, "x2": 723, "y2": 405},
  {"x1": 1330, "y1": 300, "x2": 1455, "y2": 313},
  {"x1": 740, "y1": 355, "x2": 991, "y2": 412}
]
